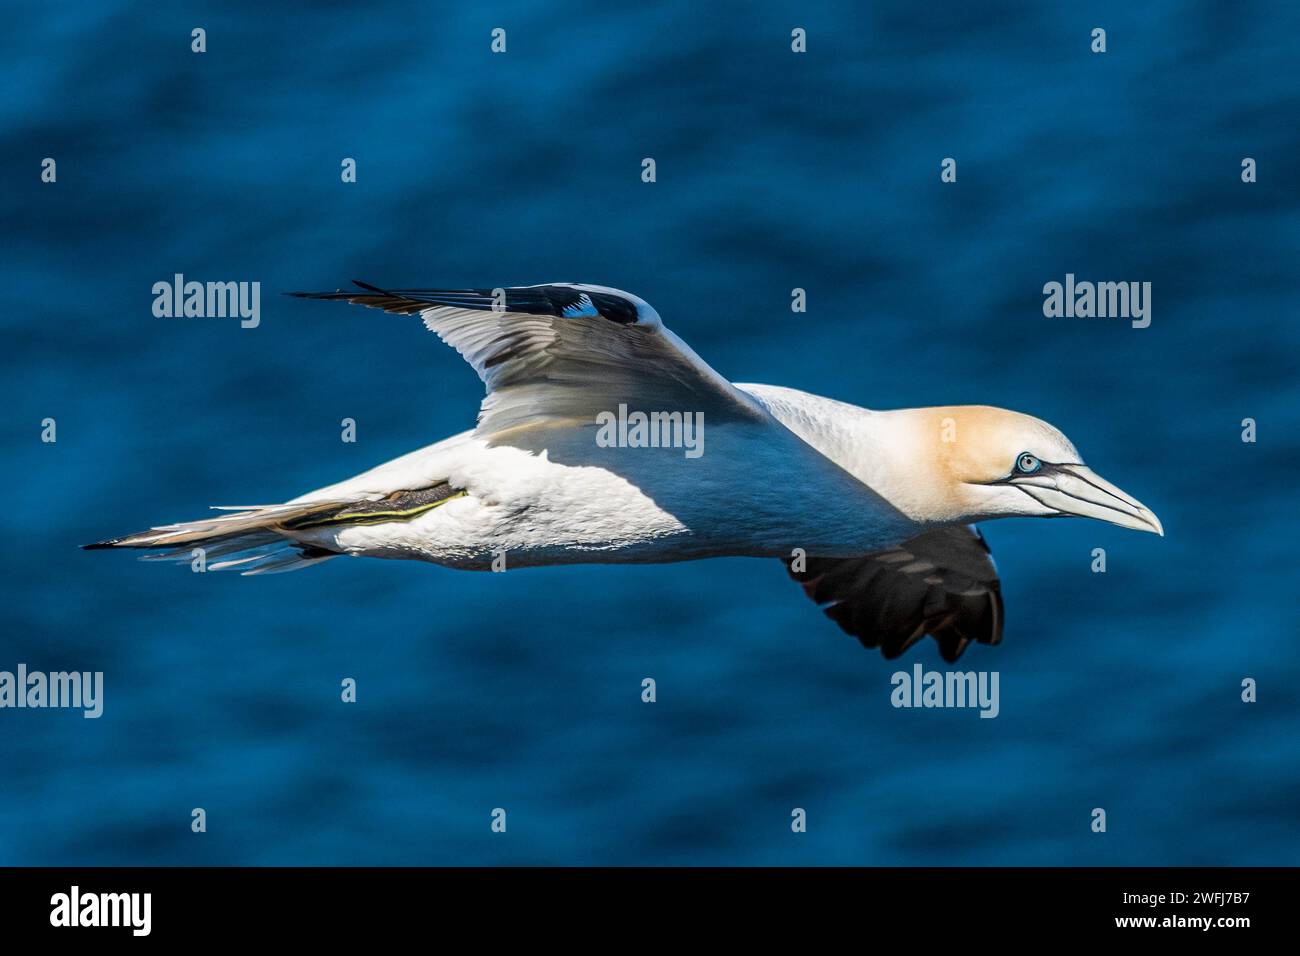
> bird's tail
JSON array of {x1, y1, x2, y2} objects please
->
[{"x1": 82, "y1": 500, "x2": 351, "y2": 575}]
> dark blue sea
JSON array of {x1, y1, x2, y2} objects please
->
[{"x1": 2, "y1": 1, "x2": 1297, "y2": 865}]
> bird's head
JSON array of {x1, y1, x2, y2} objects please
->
[{"x1": 890, "y1": 406, "x2": 1163, "y2": 535}]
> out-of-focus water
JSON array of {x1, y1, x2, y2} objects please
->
[{"x1": 1, "y1": 1, "x2": 1297, "y2": 865}]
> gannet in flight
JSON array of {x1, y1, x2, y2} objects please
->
[{"x1": 86, "y1": 282, "x2": 1162, "y2": 662}]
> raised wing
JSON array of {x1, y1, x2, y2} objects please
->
[
  {"x1": 785, "y1": 526, "x2": 1003, "y2": 663},
  {"x1": 290, "y1": 282, "x2": 765, "y2": 437}
]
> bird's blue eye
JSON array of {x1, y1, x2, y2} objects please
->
[{"x1": 1016, "y1": 453, "x2": 1041, "y2": 474}]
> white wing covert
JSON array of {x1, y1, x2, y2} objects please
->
[{"x1": 292, "y1": 282, "x2": 765, "y2": 437}]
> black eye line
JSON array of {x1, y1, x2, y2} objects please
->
[{"x1": 994, "y1": 460, "x2": 1059, "y2": 484}]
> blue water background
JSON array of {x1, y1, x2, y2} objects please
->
[{"x1": 1, "y1": 1, "x2": 1297, "y2": 864}]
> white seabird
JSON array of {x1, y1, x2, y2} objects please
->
[{"x1": 87, "y1": 282, "x2": 1163, "y2": 661}]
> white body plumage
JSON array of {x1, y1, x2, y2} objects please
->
[
  {"x1": 88, "y1": 282, "x2": 1161, "y2": 661},
  {"x1": 290, "y1": 385, "x2": 917, "y2": 568}
]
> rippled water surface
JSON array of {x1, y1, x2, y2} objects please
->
[{"x1": 1, "y1": 1, "x2": 1297, "y2": 864}]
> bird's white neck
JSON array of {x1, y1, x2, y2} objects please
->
[{"x1": 735, "y1": 383, "x2": 966, "y2": 525}]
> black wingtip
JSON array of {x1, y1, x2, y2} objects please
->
[
  {"x1": 285, "y1": 289, "x2": 345, "y2": 299},
  {"x1": 285, "y1": 280, "x2": 388, "y2": 300},
  {"x1": 82, "y1": 540, "x2": 117, "y2": 550}
]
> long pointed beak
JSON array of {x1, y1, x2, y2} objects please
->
[{"x1": 1013, "y1": 465, "x2": 1164, "y2": 536}]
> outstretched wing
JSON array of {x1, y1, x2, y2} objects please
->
[
  {"x1": 785, "y1": 526, "x2": 1003, "y2": 663},
  {"x1": 290, "y1": 282, "x2": 765, "y2": 437}
]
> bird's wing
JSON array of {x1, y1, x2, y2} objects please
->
[
  {"x1": 785, "y1": 525, "x2": 1003, "y2": 663},
  {"x1": 291, "y1": 282, "x2": 766, "y2": 437}
]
